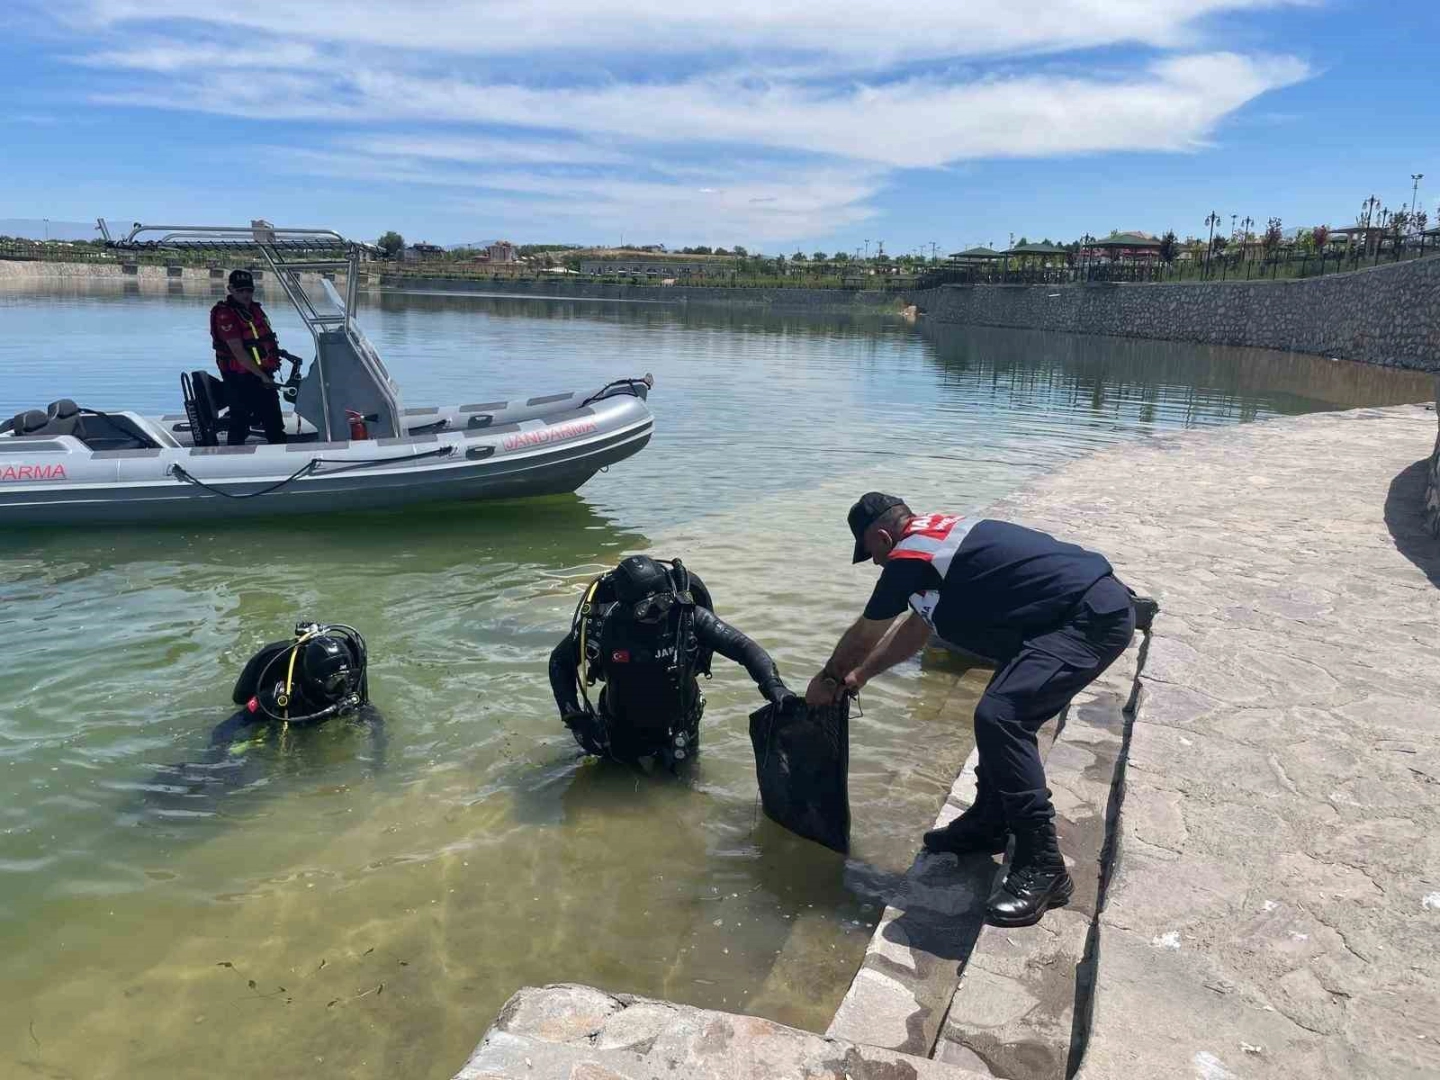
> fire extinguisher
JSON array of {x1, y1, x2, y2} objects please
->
[{"x1": 346, "y1": 409, "x2": 369, "y2": 441}]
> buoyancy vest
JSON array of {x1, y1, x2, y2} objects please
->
[
  {"x1": 211, "y1": 298, "x2": 280, "y2": 374},
  {"x1": 572, "y1": 563, "x2": 714, "y2": 748}
]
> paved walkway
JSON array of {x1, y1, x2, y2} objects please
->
[{"x1": 985, "y1": 402, "x2": 1440, "y2": 1080}]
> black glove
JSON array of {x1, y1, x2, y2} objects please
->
[
  {"x1": 563, "y1": 709, "x2": 607, "y2": 757},
  {"x1": 763, "y1": 681, "x2": 802, "y2": 714}
]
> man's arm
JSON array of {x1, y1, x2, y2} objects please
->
[
  {"x1": 548, "y1": 631, "x2": 585, "y2": 717},
  {"x1": 694, "y1": 608, "x2": 790, "y2": 704},
  {"x1": 224, "y1": 339, "x2": 275, "y2": 383},
  {"x1": 805, "y1": 614, "x2": 896, "y2": 705},
  {"x1": 846, "y1": 611, "x2": 932, "y2": 694}
]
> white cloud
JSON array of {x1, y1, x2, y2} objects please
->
[
  {"x1": 91, "y1": 53, "x2": 1310, "y2": 168},
  {"x1": 71, "y1": 0, "x2": 1308, "y2": 66},
  {"x1": 35, "y1": 0, "x2": 1315, "y2": 244},
  {"x1": 338, "y1": 134, "x2": 626, "y2": 167}
]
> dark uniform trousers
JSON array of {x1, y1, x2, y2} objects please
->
[
  {"x1": 221, "y1": 368, "x2": 287, "y2": 445},
  {"x1": 971, "y1": 574, "x2": 1136, "y2": 829}
]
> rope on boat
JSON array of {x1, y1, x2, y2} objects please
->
[{"x1": 167, "y1": 445, "x2": 456, "y2": 499}]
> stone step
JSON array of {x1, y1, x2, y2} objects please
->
[
  {"x1": 454, "y1": 983, "x2": 991, "y2": 1080},
  {"x1": 823, "y1": 645, "x2": 1082, "y2": 1058},
  {"x1": 930, "y1": 642, "x2": 1140, "y2": 1079}
]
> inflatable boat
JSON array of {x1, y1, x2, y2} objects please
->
[{"x1": 0, "y1": 223, "x2": 655, "y2": 526}]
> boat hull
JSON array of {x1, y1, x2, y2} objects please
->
[{"x1": 0, "y1": 390, "x2": 653, "y2": 526}]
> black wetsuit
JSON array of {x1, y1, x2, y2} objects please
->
[{"x1": 549, "y1": 592, "x2": 789, "y2": 763}]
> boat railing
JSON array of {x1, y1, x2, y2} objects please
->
[{"x1": 100, "y1": 219, "x2": 403, "y2": 442}]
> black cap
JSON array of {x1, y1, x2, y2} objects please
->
[
  {"x1": 847, "y1": 492, "x2": 905, "y2": 563},
  {"x1": 228, "y1": 269, "x2": 255, "y2": 289}
]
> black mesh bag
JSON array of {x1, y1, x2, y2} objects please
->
[{"x1": 748, "y1": 696, "x2": 851, "y2": 854}]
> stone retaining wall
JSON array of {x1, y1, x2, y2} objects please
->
[
  {"x1": 909, "y1": 256, "x2": 1440, "y2": 371},
  {"x1": 0, "y1": 259, "x2": 356, "y2": 290},
  {"x1": 376, "y1": 275, "x2": 900, "y2": 309}
]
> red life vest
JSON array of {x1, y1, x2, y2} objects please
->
[{"x1": 210, "y1": 298, "x2": 281, "y2": 375}]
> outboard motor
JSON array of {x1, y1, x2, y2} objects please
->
[{"x1": 232, "y1": 621, "x2": 369, "y2": 725}]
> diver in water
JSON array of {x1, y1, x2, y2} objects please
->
[
  {"x1": 215, "y1": 621, "x2": 379, "y2": 744},
  {"x1": 549, "y1": 555, "x2": 797, "y2": 768},
  {"x1": 140, "y1": 622, "x2": 385, "y2": 817}
]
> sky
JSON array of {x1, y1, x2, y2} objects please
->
[{"x1": 3, "y1": 1, "x2": 1438, "y2": 254}]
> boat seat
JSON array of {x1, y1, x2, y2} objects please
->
[
  {"x1": 9, "y1": 409, "x2": 50, "y2": 436},
  {"x1": 4, "y1": 401, "x2": 156, "y2": 451}
]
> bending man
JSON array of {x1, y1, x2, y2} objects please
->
[{"x1": 807, "y1": 493, "x2": 1137, "y2": 927}]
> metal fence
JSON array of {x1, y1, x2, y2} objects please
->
[{"x1": 915, "y1": 237, "x2": 1440, "y2": 290}]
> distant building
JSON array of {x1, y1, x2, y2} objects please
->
[
  {"x1": 403, "y1": 242, "x2": 447, "y2": 262},
  {"x1": 485, "y1": 240, "x2": 518, "y2": 264}
]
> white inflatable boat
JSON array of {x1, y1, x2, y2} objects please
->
[{"x1": 0, "y1": 223, "x2": 655, "y2": 526}]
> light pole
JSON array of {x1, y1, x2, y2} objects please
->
[
  {"x1": 1204, "y1": 211, "x2": 1220, "y2": 276},
  {"x1": 43, "y1": 218, "x2": 49, "y2": 242},
  {"x1": 1411, "y1": 174, "x2": 1424, "y2": 217},
  {"x1": 863, "y1": 239, "x2": 870, "y2": 261}
]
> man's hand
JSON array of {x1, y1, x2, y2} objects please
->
[
  {"x1": 843, "y1": 669, "x2": 866, "y2": 697},
  {"x1": 805, "y1": 671, "x2": 841, "y2": 707}
]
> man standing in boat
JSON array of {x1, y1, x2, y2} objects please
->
[{"x1": 209, "y1": 269, "x2": 299, "y2": 445}]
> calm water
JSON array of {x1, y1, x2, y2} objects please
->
[{"x1": 0, "y1": 280, "x2": 1430, "y2": 1078}]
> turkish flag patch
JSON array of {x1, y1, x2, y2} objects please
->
[{"x1": 611, "y1": 650, "x2": 630, "y2": 663}]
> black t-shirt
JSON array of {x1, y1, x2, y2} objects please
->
[{"x1": 862, "y1": 518, "x2": 1113, "y2": 661}]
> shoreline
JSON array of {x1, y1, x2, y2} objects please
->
[{"x1": 455, "y1": 396, "x2": 1440, "y2": 1079}]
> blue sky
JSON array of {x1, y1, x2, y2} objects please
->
[{"x1": 4, "y1": 1, "x2": 1438, "y2": 254}]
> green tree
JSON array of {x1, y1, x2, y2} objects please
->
[
  {"x1": 1263, "y1": 217, "x2": 1284, "y2": 261},
  {"x1": 1158, "y1": 230, "x2": 1178, "y2": 264},
  {"x1": 376, "y1": 231, "x2": 405, "y2": 259},
  {"x1": 812, "y1": 251, "x2": 827, "y2": 262},
  {"x1": 731, "y1": 245, "x2": 748, "y2": 257},
  {"x1": 792, "y1": 250, "x2": 807, "y2": 261}
]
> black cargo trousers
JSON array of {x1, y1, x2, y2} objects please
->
[
  {"x1": 221, "y1": 368, "x2": 287, "y2": 445},
  {"x1": 968, "y1": 574, "x2": 1136, "y2": 830}
]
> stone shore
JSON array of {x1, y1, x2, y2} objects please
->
[{"x1": 456, "y1": 396, "x2": 1440, "y2": 1079}]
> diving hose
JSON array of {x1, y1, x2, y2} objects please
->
[{"x1": 251, "y1": 622, "x2": 368, "y2": 727}]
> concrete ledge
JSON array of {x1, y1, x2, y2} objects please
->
[
  {"x1": 930, "y1": 642, "x2": 1139, "y2": 1080},
  {"x1": 454, "y1": 984, "x2": 991, "y2": 1080},
  {"x1": 825, "y1": 652, "x2": 1088, "y2": 1060}
]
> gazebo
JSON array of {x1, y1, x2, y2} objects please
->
[
  {"x1": 948, "y1": 246, "x2": 1003, "y2": 263},
  {"x1": 1090, "y1": 232, "x2": 1163, "y2": 262},
  {"x1": 1004, "y1": 241, "x2": 1069, "y2": 266}
]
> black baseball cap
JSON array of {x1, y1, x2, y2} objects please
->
[
  {"x1": 847, "y1": 491, "x2": 905, "y2": 563},
  {"x1": 227, "y1": 269, "x2": 255, "y2": 289}
]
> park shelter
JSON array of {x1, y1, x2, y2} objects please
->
[{"x1": 1090, "y1": 232, "x2": 1163, "y2": 262}]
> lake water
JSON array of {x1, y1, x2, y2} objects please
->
[{"x1": 1, "y1": 280, "x2": 1430, "y2": 1078}]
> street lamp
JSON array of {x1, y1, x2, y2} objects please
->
[
  {"x1": 1411, "y1": 174, "x2": 1424, "y2": 216},
  {"x1": 43, "y1": 218, "x2": 49, "y2": 242},
  {"x1": 863, "y1": 239, "x2": 870, "y2": 260},
  {"x1": 1204, "y1": 211, "x2": 1220, "y2": 275}
]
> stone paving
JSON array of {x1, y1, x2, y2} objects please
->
[
  {"x1": 986, "y1": 402, "x2": 1440, "y2": 1080},
  {"x1": 455, "y1": 984, "x2": 990, "y2": 1080}
]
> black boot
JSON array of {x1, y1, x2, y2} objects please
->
[
  {"x1": 986, "y1": 820, "x2": 1073, "y2": 927},
  {"x1": 923, "y1": 799, "x2": 1008, "y2": 856}
]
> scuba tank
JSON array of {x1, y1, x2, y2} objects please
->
[{"x1": 232, "y1": 621, "x2": 369, "y2": 725}]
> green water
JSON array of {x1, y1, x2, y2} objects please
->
[{"x1": 0, "y1": 281, "x2": 1431, "y2": 1078}]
